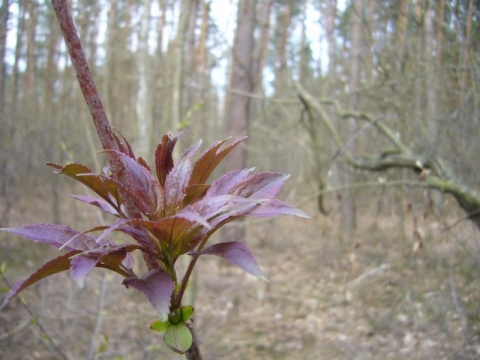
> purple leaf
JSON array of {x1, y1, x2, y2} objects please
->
[
  {"x1": 192, "y1": 241, "x2": 268, "y2": 281},
  {"x1": 86, "y1": 218, "x2": 132, "y2": 244},
  {"x1": 1, "y1": 224, "x2": 98, "y2": 252},
  {"x1": 193, "y1": 195, "x2": 261, "y2": 227},
  {"x1": 250, "y1": 199, "x2": 310, "y2": 218},
  {"x1": 107, "y1": 150, "x2": 163, "y2": 216},
  {"x1": 190, "y1": 136, "x2": 247, "y2": 185},
  {"x1": 230, "y1": 172, "x2": 290, "y2": 199},
  {"x1": 69, "y1": 244, "x2": 140, "y2": 287},
  {"x1": 181, "y1": 139, "x2": 202, "y2": 159},
  {"x1": 206, "y1": 168, "x2": 253, "y2": 197},
  {"x1": 70, "y1": 195, "x2": 119, "y2": 216},
  {"x1": 1, "y1": 251, "x2": 77, "y2": 309},
  {"x1": 70, "y1": 254, "x2": 98, "y2": 287},
  {"x1": 115, "y1": 225, "x2": 156, "y2": 252},
  {"x1": 164, "y1": 153, "x2": 193, "y2": 216},
  {"x1": 123, "y1": 269, "x2": 174, "y2": 319}
]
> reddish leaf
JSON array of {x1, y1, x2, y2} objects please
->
[
  {"x1": 137, "y1": 156, "x2": 152, "y2": 172},
  {"x1": 183, "y1": 184, "x2": 210, "y2": 206},
  {"x1": 123, "y1": 269, "x2": 174, "y2": 319},
  {"x1": 1, "y1": 251, "x2": 78, "y2": 309},
  {"x1": 192, "y1": 241, "x2": 268, "y2": 281},
  {"x1": 155, "y1": 133, "x2": 182, "y2": 186},
  {"x1": 132, "y1": 207, "x2": 209, "y2": 255},
  {"x1": 113, "y1": 131, "x2": 135, "y2": 158},
  {"x1": 47, "y1": 162, "x2": 111, "y2": 202},
  {"x1": 190, "y1": 136, "x2": 247, "y2": 185}
]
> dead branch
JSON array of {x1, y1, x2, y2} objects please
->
[{"x1": 294, "y1": 81, "x2": 480, "y2": 230}]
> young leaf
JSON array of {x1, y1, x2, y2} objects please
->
[
  {"x1": 181, "y1": 305, "x2": 194, "y2": 322},
  {"x1": 132, "y1": 207, "x2": 210, "y2": 256},
  {"x1": 123, "y1": 269, "x2": 174, "y2": 320},
  {"x1": 150, "y1": 319, "x2": 170, "y2": 333},
  {"x1": 106, "y1": 150, "x2": 163, "y2": 216},
  {"x1": 155, "y1": 133, "x2": 182, "y2": 186},
  {"x1": 163, "y1": 322, "x2": 193, "y2": 354},
  {"x1": 163, "y1": 147, "x2": 196, "y2": 216},
  {"x1": 192, "y1": 241, "x2": 268, "y2": 281}
]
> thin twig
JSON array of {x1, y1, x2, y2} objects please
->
[
  {"x1": 87, "y1": 274, "x2": 108, "y2": 360},
  {"x1": 1, "y1": 272, "x2": 69, "y2": 360}
]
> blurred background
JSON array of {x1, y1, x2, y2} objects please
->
[{"x1": 1, "y1": 0, "x2": 480, "y2": 359}]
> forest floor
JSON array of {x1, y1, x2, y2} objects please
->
[{"x1": 1, "y1": 199, "x2": 480, "y2": 359}]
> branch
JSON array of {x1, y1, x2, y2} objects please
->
[{"x1": 294, "y1": 81, "x2": 480, "y2": 229}]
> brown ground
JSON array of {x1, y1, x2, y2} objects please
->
[{"x1": 1, "y1": 200, "x2": 480, "y2": 359}]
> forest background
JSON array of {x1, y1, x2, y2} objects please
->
[{"x1": 1, "y1": 0, "x2": 479, "y2": 359}]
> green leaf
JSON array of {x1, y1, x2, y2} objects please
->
[
  {"x1": 150, "y1": 319, "x2": 171, "y2": 333},
  {"x1": 163, "y1": 322, "x2": 192, "y2": 354},
  {"x1": 181, "y1": 305, "x2": 194, "y2": 322}
]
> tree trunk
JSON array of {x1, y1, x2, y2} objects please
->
[
  {"x1": 341, "y1": 0, "x2": 365, "y2": 239},
  {"x1": 221, "y1": 0, "x2": 256, "y2": 243},
  {"x1": 152, "y1": 0, "x2": 167, "y2": 136},
  {"x1": 0, "y1": 0, "x2": 8, "y2": 112},
  {"x1": 135, "y1": 0, "x2": 153, "y2": 158},
  {"x1": 170, "y1": 0, "x2": 190, "y2": 133},
  {"x1": 24, "y1": 0, "x2": 37, "y2": 106},
  {"x1": 459, "y1": 0, "x2": 473, "y2": 107},
  {"x1": 251, "y1": 0, "x2": 272, "y2": 93}
]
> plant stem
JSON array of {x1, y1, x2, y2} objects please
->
[
  {"x1": 174, "y1": 255, "x2": 199, "y2": 309},
  {"x1": 185, "y1": 321, "x2": 204, "y2": 360},
  {"x1": 51, "y1": 0, "x2": 117, "y2": 153}
]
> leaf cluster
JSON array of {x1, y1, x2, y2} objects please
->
[{"x1": 1, "y1": 132, "x2": 308, "y2": 353}]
